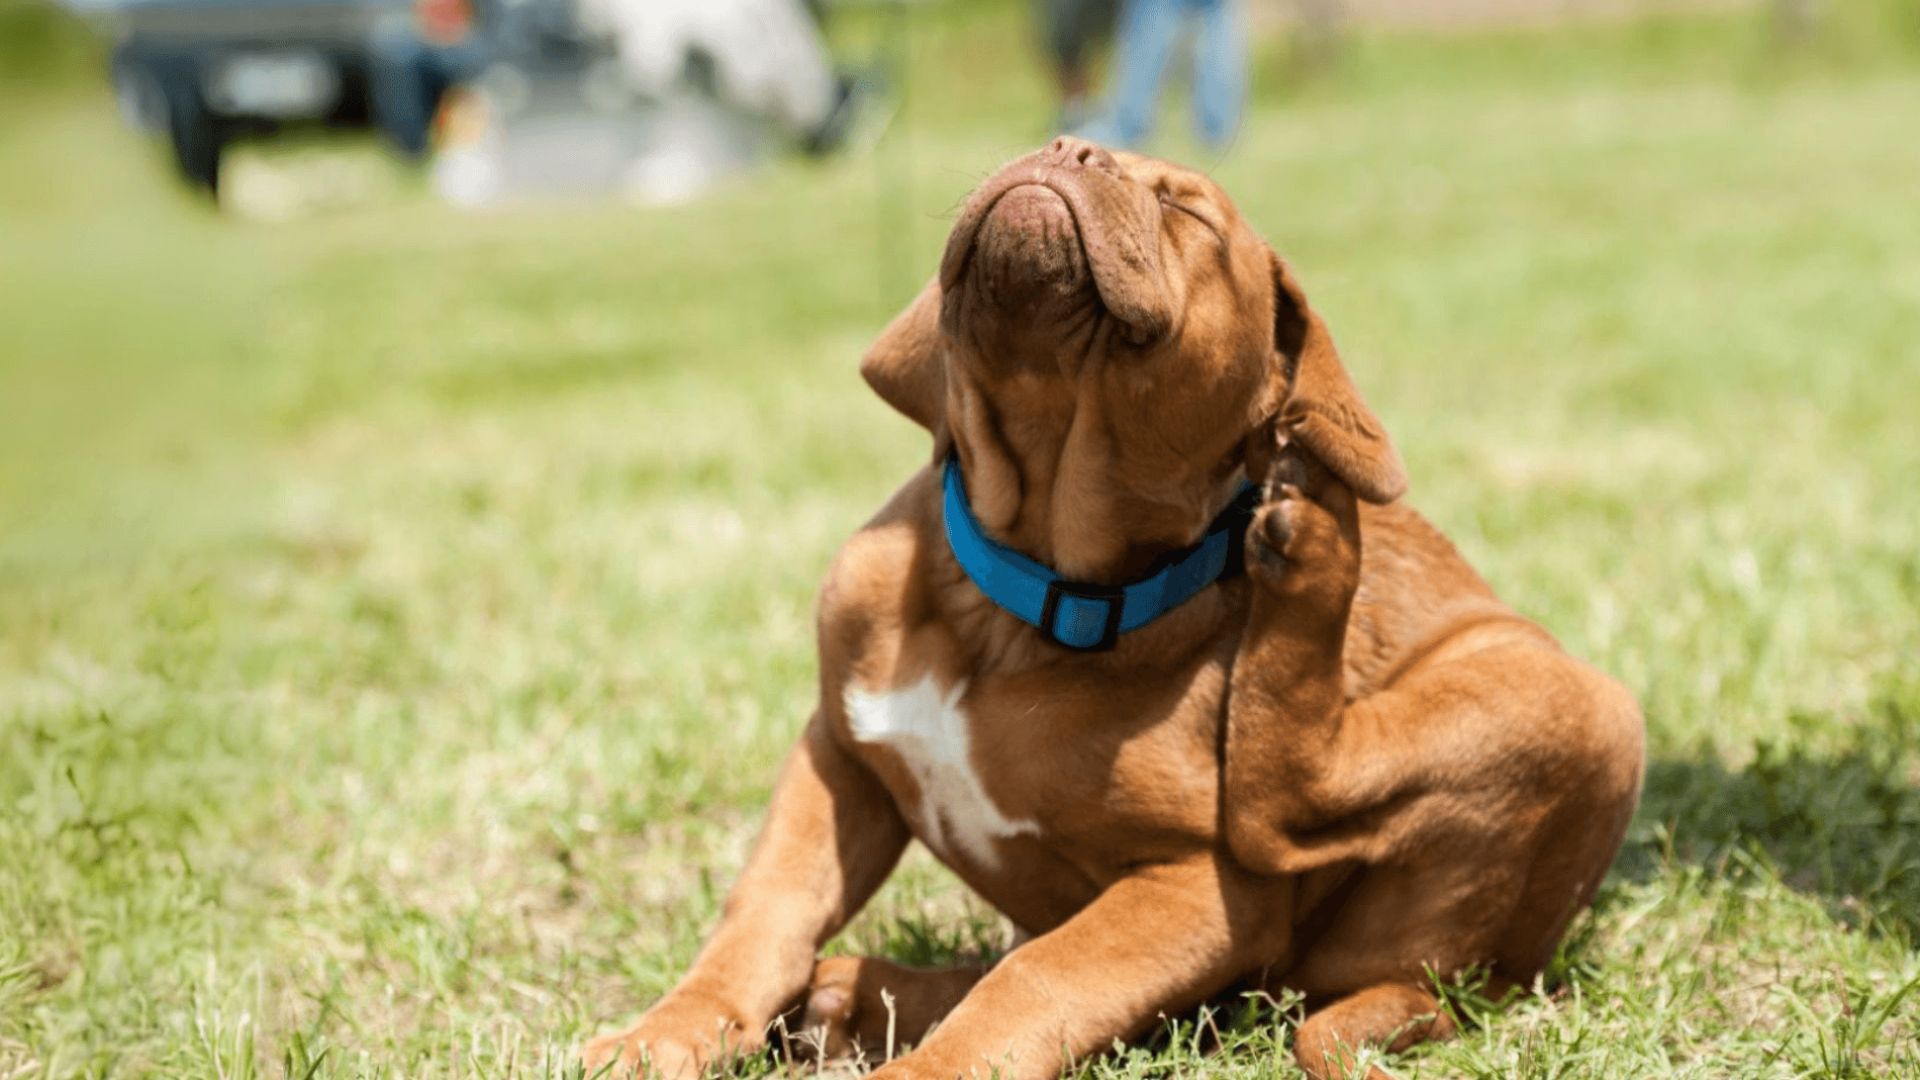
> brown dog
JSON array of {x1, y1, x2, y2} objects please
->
[{"x1": 584, "y1": 139, "x2": 1644, "y2": 1080}]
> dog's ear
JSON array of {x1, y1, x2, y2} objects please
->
[
  {"x1": 1260, "y1": 252, "x2": 1407, "y2": 504},
  {"x1": 861, "y1": 279, "x2": 951, "y2": 460}
]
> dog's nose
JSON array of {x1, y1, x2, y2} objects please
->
[{"x1": 1044, "y1": 136, "x2": 1119, "y2": 176}]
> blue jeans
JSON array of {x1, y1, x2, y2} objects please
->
[
  {"x1": 1079, "y1": 0, "x2": 1245, "y2": 149},
  {"x1": 369, "y1": 29, "x2": 488, "y2": 158}
]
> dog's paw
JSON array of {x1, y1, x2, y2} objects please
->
[
  {"x1": 581, "y1": 996, "x2": 744, "y2": 1079},
  {"x1": 794, "y1": 956, "x2": 981, "y2": 1066},
  {"x1": 1245, "y1": 449, "x2": 1360, "y2": 604},
  {"x1": 580, "y1": 1028, "x2": 697, "y2": 1079},
  {"x1": 797, "y1": 956, "x2": 868, "y2": 1061}
]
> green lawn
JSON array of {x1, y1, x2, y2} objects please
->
[{"x1": 4, "y1": 3, "x2": 1920, "y2": 1077}]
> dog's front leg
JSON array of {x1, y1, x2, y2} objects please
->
[
  {"x1": 584, "y1": 717, "x2": 910, "y2": 1078},
  {"x1": 865, "y1": 855, "x2": 1290, "y2": 1080}
]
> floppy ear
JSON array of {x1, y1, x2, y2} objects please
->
[
  {"x1": 860, "y1": 279, "x2": 951, "y2": 460},
  {"x1": 1265, "y1": 253, "x2": 1407, "y2": 504}
]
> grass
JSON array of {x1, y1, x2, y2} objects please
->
[{"x1": 4, "y1": 1, "x2": 1920, "y2": 1076}]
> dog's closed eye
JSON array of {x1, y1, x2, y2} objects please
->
[{"x1": 1160, "y1": 195, "x2": 1226, "y2": 244}]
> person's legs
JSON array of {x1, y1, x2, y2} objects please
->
[
  {"x1": 368, "y1": 28, "x2": 436, "y2": 158},
  {"x1": 1036, "y1": 0, "x2": 1085, "y2": 130},
  {"x1": 1189, "y1": 0, "x2": 1245, "y2": 149},
  {"x1": 1081, "y1": 0, "x2": 1184, "y2": 147},
  {"x1": 1049, "y1": 0, "x2": 1121, "y2": 131}
]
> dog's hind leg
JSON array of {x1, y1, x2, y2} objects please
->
[
  {"x1": 1292, "y1": 984, "x2": 1455, "y2": 1080},
  {"x1": 1224, "y1": 450, "x2": 1644, "y2": 888},
  {"x1": 796, "y1": 956, "x2": 990, "y2": 1062}
]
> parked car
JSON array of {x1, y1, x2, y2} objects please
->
[{"x1": 104, "y1": 0, "x2": 490, "y2": 193}]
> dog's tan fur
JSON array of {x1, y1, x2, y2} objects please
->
[{"x1": 585, "y1": 140, "x2": 1644, "y2": 1080}]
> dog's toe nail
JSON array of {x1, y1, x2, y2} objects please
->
[
  {"x1": 1250, "y1": 511, "x2": 1292, "y2": 565},
  {"x1": 1274, "y1": 454, "x2": 1310, "y2": 491},
  {"x1": 1252, "y1": 541, "x2": 1290, "y2": 574}
]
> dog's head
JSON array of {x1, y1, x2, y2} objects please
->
[{"x1": 863, "y1": 138, "x2": 1404, "y2": 579}]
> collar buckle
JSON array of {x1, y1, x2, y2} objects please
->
[{"x1": 1039, "y1": 579, "x2": 1126, "y2": 652}]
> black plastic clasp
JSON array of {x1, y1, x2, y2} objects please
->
[{"x1": 1039, "y1": 579, "x2": 1126, "y2": 652}]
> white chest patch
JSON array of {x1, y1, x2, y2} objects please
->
[{"x1": 844, "y1": 674, "x2": 1040, "y2": 868}]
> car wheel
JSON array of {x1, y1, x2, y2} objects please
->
[{"x1": 163, "y1": 84, "x2": 225, "y2": 194}]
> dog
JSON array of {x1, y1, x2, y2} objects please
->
[{"x1": 584, "y1": 138, "x2": 1645, "y2": 1080}]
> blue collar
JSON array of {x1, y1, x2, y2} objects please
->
[{"x1": 941, "y1": 456, "x2": 1259, "y2": 651}]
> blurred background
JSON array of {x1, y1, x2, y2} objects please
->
[{"x1": 3, "y1": 0, "x2": 1920, "y2": 1076}]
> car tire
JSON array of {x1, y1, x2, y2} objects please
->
[{"x1": 163, "y1": 84, "x2": 225, "y2": 194}]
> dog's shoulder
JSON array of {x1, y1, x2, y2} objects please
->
[{"x1": 816, "y1": 466, "x2": 947, "y2": 677}]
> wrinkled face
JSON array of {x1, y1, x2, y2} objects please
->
[
  {"x1": 941, "y1": 140, "x2": 1271, "y2": 358},
  {"x1": 938, "y1": 140, "x2": 1281, "y2": 564},
  {"x1": 862, "y1": 139, "x2": 1404, "y2": 580}
]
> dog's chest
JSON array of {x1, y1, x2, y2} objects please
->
[
  {"x1": 840, "y1": 662, "x2": 1227, "y2": 884},
  {"x1": 843, "y1": 675, "x2": 1041, "y2": 869}
]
